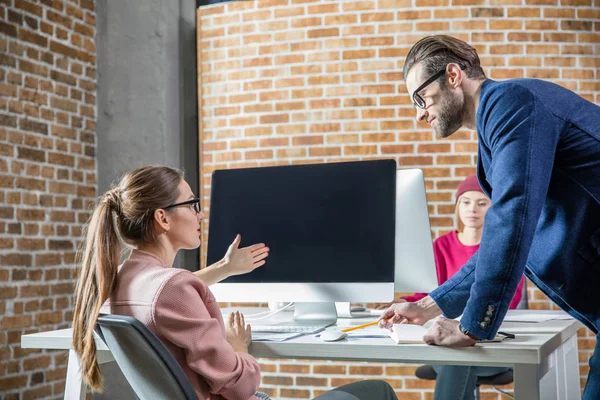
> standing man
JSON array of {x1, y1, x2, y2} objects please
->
[{"x1": 379, "y1": 35, "x2": 600, "y2": 399}]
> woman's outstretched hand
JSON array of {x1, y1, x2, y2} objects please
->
[{"x1": 221, "y1": 234, "x2": 269, "y2": 276}]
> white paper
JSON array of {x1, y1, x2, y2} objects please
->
[
  {"x1": 389, "y1": 324, "x2": 510, "y2": 344},
  {"x1": 389, "y1": 324, "x2": 428, "y2": 343},
  {"x1": 252, "y1": 332, "x2": 305, "y2": 342},
  {"x1": 502, "y1": 310, "x2": 573, "y2": 323},
  {"x1": 346, "y1": 325, "x2": 390, "y2": 338}
]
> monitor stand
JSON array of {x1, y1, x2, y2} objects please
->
[
  {"x1": 292, "y1": 302, "x2": 338, "y2": 326},
  {"x1": 334, "y1": 302, "x2": 373, "y2": 319}
]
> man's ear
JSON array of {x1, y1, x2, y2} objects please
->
[
  {"x1": 153, "y1": 209, "x2": 171, "y2": 234},
  {"x1": 446, "y1": 63, "x2": 464, "y2": 88}
]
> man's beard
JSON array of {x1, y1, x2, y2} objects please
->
[{"x1": 434, "y1": 87, "x2": 464, "y2": 138}]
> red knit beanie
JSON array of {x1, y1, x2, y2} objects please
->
[{"x1": 455, "y1": 175, "x2": 483, "y2": 204}]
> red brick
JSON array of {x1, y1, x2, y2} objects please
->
[
  {"x1": 280, "y1": 364, "x2": 310, "y2": 373},
  {"x1": 277, "y1": 148, "x2": 306, "y2": 158},
  {"x1": 260, "y1": 114, "x2": 289, "y2": 124},
  {"x1": 260, "y1": 138, "x2": 289, "y2": 147},
  {"x1": 0, "y1": 376, "x2": 28, "y2": 391},
  {"x1": 1, "y1": 315, "x2": 32, "y2": 329},
  {"x1": 245, "y1": 150, "x2": 273, "y2": 160},
  {"x1": 14, "y1": 0, "x2": 43, "y2": 16},
  {"x1": 36, "y1": 253, "x2": 62, "y2": 266},
  {"x1": 263, "y1": 376, "x2": 293, "y2": 386},
  {"x1": 23, "y1": 355, "x2": 51, "y2": 371},
  {"x1": 35, "y1": 311, "x2": 63, "y2": 325},
  {"x1": 307, "y1": 28, "x2": 339, "y2": 38}
]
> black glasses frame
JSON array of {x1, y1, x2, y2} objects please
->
[
  {"x1": 412, "y1": 69, "x2": 446, "y2": 109},
  {"x1": 164, "y1": 198, "x2": 201, "y2": 214}
]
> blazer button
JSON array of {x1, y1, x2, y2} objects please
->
[
  {"x1": 480, "y1": 322, "x2": 488, "y2": 329},
  {"x1": 486, "y1": 311, "x2": 493, "y2": 316},
  {"x1": 484, "y1": 316, "x2": 491, "y2": 322},
  {"x1": 487, "y1": 305, "x2": 495, "y2": 312}
]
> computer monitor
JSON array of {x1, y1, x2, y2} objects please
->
[
  {"x1": 206, "y1": 160, "x2": 397, "y2": 323},
  {"x1": 394, "y1": 169, "x2": 438, "y2": 293}
]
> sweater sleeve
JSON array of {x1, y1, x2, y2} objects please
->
[
  {"x1": 153, "y1": 271, "x2": 261, "y2": 400},
  {"x1": 401, "y1": 293, "x2": 428, "y2": 302},
  {"x1": 508, "y1": 276, "x2": 525, "y2": 309},
  {"x1": 433, "y1": 237, "x2": 448, "y2": 285}
]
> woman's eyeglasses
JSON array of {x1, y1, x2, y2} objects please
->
[{"x1": 164, "y1": 198, "x2": 201, "y2": 214}]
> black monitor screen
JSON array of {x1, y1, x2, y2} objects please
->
[{"x1": 206, "y1": 160, "x2": 396, "y2": 283}]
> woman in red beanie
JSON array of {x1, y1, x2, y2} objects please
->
[{"x1": 378, "y1": 175, "x2": 524, "y2": 400}]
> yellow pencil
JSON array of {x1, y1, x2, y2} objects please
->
[{"x1": 341, "y1": 320, "x2": 381, "y2": 333}]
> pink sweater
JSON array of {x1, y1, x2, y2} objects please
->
[
  {"x1": 402, "y1": 231, "x2": 525, "y2": 309},
  {"x1": 100, "y1": 249, "x2": 261, "y2": 400}
]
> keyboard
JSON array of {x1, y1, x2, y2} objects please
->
[{"x1": 250, "y1": 322, "x2": 331, "y2": 334}]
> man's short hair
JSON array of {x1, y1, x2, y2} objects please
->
[{"x1": 403, "y1": 35, "x2": 487, "y2": 83}]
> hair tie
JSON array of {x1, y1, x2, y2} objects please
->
[{"x1": 105, "y1": 187, "x2": 123, "y2": 215}]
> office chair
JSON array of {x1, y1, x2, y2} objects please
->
[
  {"x1": 414, "y1": 279, "x2": 528, "y2": 400},
  {"x1": 415, "y1": 365, "x2": 513, "y2": 400},
  {"x1": 96, "y1": 314, "x2": 198, "y2": 400}
]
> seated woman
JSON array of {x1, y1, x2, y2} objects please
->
[
  {"x1": 378, "y1": 175, "x2": 524, "y2": 400},
  {"x1": 73, "y1": 165, "x2": 397, "y2": 400}
]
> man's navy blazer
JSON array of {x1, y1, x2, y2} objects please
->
[{"x1": 430, "y1": 78, "x2": 600, "y2": 339}]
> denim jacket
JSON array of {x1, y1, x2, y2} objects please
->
[{"x1": 430, "y1": 79, "x2": 600, "y2": 339}]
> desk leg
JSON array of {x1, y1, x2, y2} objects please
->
[
  {"x1": 65, "y1": 349, "x2": 87, "y2": 400},
  {"x1": 514, "y1": 363, "x2": 541, "y2": 400},
  {"x1": 558, "y1": 335, "x2": 581, "y2": 400}
]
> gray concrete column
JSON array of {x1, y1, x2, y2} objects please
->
[{"x1": 96, "y1": 0, "x2": 199, "y2": 271}]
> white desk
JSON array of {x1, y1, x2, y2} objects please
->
[{"x1": 21, "y1": 310, "x2": 582, "y2": 400}]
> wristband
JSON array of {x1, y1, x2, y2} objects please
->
[{"x1": 459, "y1": 323, "x2": 480, "y2": 341}]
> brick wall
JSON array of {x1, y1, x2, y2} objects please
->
[
  {"x1": 1, "y1": 0, "x2": 97, "y2": 398},
  {"x1": 197, "y1": 1, "x2": 598, "y2": 399}
]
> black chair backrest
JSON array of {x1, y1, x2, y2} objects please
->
[{"x1": 96, "y1": 314, "x2": 198, "y2": 400}]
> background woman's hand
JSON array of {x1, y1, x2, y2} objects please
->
[
  {"x1": 221, "y1": 234, "x2": 269, "y2": 276},
  {"x1": 225, "y1": 311, "x2": 252, "y2": 353}
]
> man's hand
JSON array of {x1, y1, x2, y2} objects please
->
[
  {"x1": 378, "y1": 295, "x2": 442, "y2": 329},
  {"x1": 378, "y1": 301, "x2": 428, "y2": 329},
  {"x1": 423, "y1": 317, "x2": 477, "y2": 347},
  {"x1": 221, "y1": 234, "x2": 269, "y2": 276},
  {"x1": 374, "y1": 298, "x2": 406, "y2": 310}
]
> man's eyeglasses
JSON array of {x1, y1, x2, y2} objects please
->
[
  {"x1": 412, "y1": 69, "x2": 446, "y2": 109},
  {"x1": 412, "y1": 64, "x2": 466, "y2": 109},
  {"x1": 164, "y1": 198, "x2": 201, "y2": 214}
]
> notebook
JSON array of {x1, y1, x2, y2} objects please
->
[{"x1": 389, "y1": 324, "x2": 515, "y2": 344}]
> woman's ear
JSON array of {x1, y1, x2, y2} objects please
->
[{"x1": 153, "y1": 209, "x2": 171, "y2": 234}]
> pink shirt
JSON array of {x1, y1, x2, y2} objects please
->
[
  {"x1": 100, "y1": 249, "x2": 261, "y2": 400},
  {"x1": 402, "y1": 231, "x2": 525, "y2": 309}
]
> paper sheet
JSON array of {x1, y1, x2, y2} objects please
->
[
  {"x1": 252, "y1": 332, "x2": 305, "y2": 342},
  {"x1": 345, "y1": 325, "x2": 390, "y2": 338},
  {"x1": 502, "y1": 311, "x2": 573, "y2": 323},
  {"x1": 389, "y1": 324, "x2": 428, "y2": 343}
]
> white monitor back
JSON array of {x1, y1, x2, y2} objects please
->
[{"x1": 395, "y1": 169, "x2": 438, "y2": 292}]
